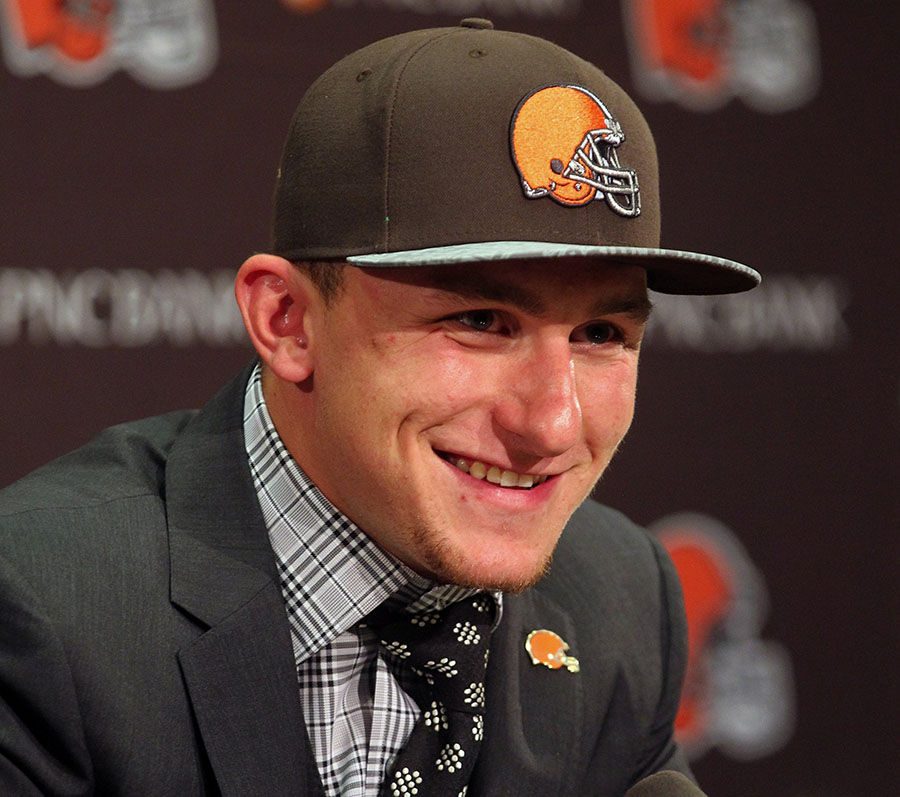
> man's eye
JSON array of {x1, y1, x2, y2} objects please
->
[
  {"x1": 572, "y1": 322, "x2": 621, "y2": 345},
  {"x1": 455, "y1": 310, "x2": 497, "y2": 332}
]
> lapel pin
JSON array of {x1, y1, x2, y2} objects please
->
[{"x1": 525, "y1": 629, "x2": 580, "y2": 673}]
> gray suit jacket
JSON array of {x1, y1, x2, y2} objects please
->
[{"x1": 0, "y1": 367, "x2": 691, "y2": 796}]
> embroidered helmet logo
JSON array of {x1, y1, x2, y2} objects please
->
[{"x1": 510, "y1": 85, "x2": 641, "y2": 216}]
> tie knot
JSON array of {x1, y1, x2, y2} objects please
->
[{"x1": 368, "y1": 593, "x2": 494, "y2": 712}]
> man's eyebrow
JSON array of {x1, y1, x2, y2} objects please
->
[
  {"x1": 423, "y1": 274, "x2": 546, "y2": 315},
  {"x1": 589, "y1": 296, "x2": 654, "y2": 324},
  {"x1": 422, "y1": 273, "x2": 653, "y2": 323}
]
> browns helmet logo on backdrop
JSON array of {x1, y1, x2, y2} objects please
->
[
  {"x1": 651, "y1": 513, "x2": 795, "y2": 761},
  {"x1": 0, "y1": 0, "x2": 218, "y2": 88},
  {"x1": 622, "y1": 0, "x2": 819, "y2": 112},
  {"x1": 510, "y1": 85, "x2": 641, "y2": 216}
]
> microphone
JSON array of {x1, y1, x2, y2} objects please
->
[{"x1": 625, "y1": 771, "x2": 709, "y2": 797}]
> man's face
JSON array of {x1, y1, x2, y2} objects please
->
[{"x1": 285, "y1": 259, "x2": 650, "y2": 591}]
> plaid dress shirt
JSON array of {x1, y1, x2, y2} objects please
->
[{"x1": 243, "y1": 364, "x2": 500, "y2": 796}]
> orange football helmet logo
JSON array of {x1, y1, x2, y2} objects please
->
[
  {"x1": 510, "y1": 85, "x2": 640, "y2": 216},
  {"x1": 653, "y1": 513, "x2": 796, "y2": 761},
  {"x1": 9, "y1": 0, "x2": 112, "y2": 62}
]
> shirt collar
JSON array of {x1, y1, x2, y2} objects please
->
[{"x1": 242, "y1": 363, "x2": 501, "y2": 663}]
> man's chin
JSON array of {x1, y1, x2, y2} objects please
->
[
  {"x1": 411, "y1": 528, "x2": 555, "y2": 592},
  {"x1": 457, "y1": 555, "x2": 554, "y2": 593}
]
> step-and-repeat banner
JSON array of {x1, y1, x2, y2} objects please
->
[{"x1": 1, "y1": 2, "x2": 895, "y2": 794}]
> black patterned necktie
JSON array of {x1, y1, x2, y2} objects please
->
[{"x1": 369, "y1": 593, "x2": 495, "y2": 797}]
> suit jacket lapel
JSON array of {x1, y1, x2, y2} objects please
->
[
  {"x1": 165, "y1": 365, "x2": 325, "y2": 797},
  {"x1": 470, "y1": 588, "x2": 584, "y2": 796}
]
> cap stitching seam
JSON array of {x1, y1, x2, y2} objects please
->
[{"x1": 383, "y1": 29, "x2": 461, "y2": 251}]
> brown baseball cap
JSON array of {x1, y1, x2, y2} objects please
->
[{"x1": 272, "y1": 19, "x2": 760, "y2": 295}]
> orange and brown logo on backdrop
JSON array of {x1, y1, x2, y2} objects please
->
[
  {"x1": 279, "y1": 0, "x2": 328, "y2": 13},
  {"x1": 6, "y1": 0, "x2": 112, "y2": 62},
  {"x1": 0, "y1": 0, "x2": 218, "y2": 88},
  {"x1": 622, "y1": 0, "x2": 819, "y2": 112},
  {"x1": 510, "y1": 85, "x2": 641, "y2": 217},
  {"x1": 651, "y1": 513, "x2": 795, "y2": 761}
]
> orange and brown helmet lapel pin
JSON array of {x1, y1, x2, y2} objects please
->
[{"x1": 525, "y1": 629, "x2": 580, "y2": 673}]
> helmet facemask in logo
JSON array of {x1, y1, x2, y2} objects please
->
[{"x1": 511, "y1": 85, "x2": 641, "y2": 217}]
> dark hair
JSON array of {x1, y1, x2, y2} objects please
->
[{"x1": 293, "y1": 261, "x2": 346, "y2": 305}]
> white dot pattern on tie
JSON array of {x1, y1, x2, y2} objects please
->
[
  {"x1": 389, "y1": 767, "x2": 422, "y2": 795},
  {"x1": 370, "y1": 595, "x2": 494, "y2": 796}
]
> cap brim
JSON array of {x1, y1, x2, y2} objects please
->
[{"x1": 347, "y1": 241, "x2": 760, "y2": 295}]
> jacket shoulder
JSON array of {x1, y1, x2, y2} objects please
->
[
  {"x1": 535, "y1": 498, "x2": 685, "y2": 702},
  {"x1": 538, "y1": 500, "x2": 690, "y2": 788},
  {"x1": 549, "y1": 499, "x2": 670, "y2": 592},
  {"x1": 0, "y1": 410, "x2": 197, "y2": 518}
]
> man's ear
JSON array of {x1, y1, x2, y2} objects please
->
[{"x1": 235, "y1": 254, "x2": 318, "y2": 383}]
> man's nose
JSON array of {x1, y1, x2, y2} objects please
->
[{"x1": 493, "y1": 341, "x2": 582, "y2": 458}]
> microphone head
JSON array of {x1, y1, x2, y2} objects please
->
[{"x1": 624, "y1": 771, "x2": 709, "y2": 797}]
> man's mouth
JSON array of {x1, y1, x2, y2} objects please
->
[{"x1": 436, "y1": 451, "x2": 550, "y2": 490}]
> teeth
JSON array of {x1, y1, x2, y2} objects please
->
[
  {"x1": 442, "y1": 453, "x2": 547, "y2": 489},
  {"x1": 453, "y1": 457, "x2": 470, "y2": 474}
]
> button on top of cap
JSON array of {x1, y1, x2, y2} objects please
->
[{"x1": 460, "y1": 18, "x2": 494, "y2": 29}]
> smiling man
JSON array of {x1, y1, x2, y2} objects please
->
[
  {"x1": 0, "y1": 19, "x2": 758, "y2": 797},
  {"x1": 238, "y1": 258, "x2": 651, "y2": 594}
]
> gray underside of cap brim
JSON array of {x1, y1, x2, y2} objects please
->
[{"x1": 347, "y1": 241, "x2": 761, "y2": 295}]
